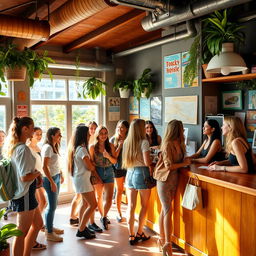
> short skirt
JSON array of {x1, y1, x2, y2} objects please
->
[{"x1": 72, "y1": 171, "x2": 94, "y2": 193}]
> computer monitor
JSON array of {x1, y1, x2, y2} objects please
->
[{"x1": 205, "y1": 115, "x2": 224, "y2": 145}]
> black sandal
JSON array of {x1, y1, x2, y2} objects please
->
[
  {"x1": 129, "y1": 235, "x2": 137, "y2": 245},
  {"x1": 135, "y1": 232, "x2": 151, "y2": 242}
]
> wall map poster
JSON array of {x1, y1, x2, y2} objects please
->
[{"x1": 164, "y1": 53, "x2": 181, "y2": 89}]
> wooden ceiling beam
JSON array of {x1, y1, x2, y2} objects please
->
[{"x1": 63, "y1": 9, "x2": 144, "y2": 53}]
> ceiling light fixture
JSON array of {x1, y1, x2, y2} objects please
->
[{"x1": 206, "y1": 43, "x2": 247, "y2": 76}]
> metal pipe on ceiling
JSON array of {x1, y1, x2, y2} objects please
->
[
  {"x1": 114, "y1": 20, "x2": 196, "y2": 57},
  {"x1": 141, "y1": 0, "x2": 253, "y2": 31}
]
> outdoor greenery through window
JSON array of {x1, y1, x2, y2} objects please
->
[{"x1": 30, "y1": 77, "x2": 101, "y2": 193}]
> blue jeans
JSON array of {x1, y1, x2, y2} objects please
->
[{"x1": 43, "y1": 174, "x2": 60, "y2": 233}]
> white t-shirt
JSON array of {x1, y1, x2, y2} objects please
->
[
  {"x1": 132, "y1": 139, "x2": 150, "y2": 167},
  {"x1": 29, "y1": 148, "x2": 43, "y2": 175},
  {"x1": 41, "y1": 144, "x2": 61, "y2": 177},
  {"x1": 11, "y1": 143, "x2": 36, "y2": 199},
  {"x1": 72, "y1": 146, "x2": 93, "y2": 193}
]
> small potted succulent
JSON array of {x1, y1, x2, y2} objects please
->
[
  {"x1": 133, "y1": 68, "x2": 154, "y2": 99},
  {"x1": 113, "y1": 79, "x2": 133, "y2": 98},
  {"x1": 0, "y1": 208, "x2": 23, "y2": 256}
]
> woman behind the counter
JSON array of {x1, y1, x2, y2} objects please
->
[
  {"x1": 189, "y1": 119, "x2": 223, "y2": 164},
  {"x1": 208, "y1": 116, "x2": 255, "y2": 173}
]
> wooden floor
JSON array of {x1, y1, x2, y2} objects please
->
[{"x1": 4, "y1": 203, "x2": 189, "y2": 256}]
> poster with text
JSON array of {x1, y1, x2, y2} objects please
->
[
  {"x1": 139, "y1": 98, "x2": 150, "y2": 120},
  {"x1": 181, "y1": 52, "x2": 198, "y2": 87},
  {"x1": 108, "y1": 97, "x2": 120, "y2": 121},
  {"x1": 17, "y1": 105, "x2": 28, "y2": 117},
  {"x1": 129, "y1": 96, "x2": 139, "y2": 114},
  {"x1": 164, "y1": 53, "x2": 181, "y2": 89}
]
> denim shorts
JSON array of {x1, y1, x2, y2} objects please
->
[
  {"x1": 125, "y1": 166, "x2": 150, "y2": 190},
  {"x1": 96, "y1": 166, "x2": 114, "y2": 183}
]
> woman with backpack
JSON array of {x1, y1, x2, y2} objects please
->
[
  {"x1": 42, "y1": 127, "x2": 64, "y2": 242},
  {"x1": 3, "y1": 117, "x2": 43, "y2": 256}
]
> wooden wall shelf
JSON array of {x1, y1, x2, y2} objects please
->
[{"x1": 202, "y1": 73, "x2": 256, "y2": 83}]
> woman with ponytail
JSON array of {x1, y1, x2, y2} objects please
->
[
  {"x1": 3, "y1": 117, "x2": 43, "y2": 256},
  {"x1": 67, "y1": 125, "x2": 97, "y2": 239}
]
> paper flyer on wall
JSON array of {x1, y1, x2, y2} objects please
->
[{"x1": 108, "y1": 97, "x2": 120, "y2": 121}]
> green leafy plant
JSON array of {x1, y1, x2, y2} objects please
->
[
  {"x1": 204, "y1": 9, "x2": 245, "y2": 56},
  {"x1": 0, "y1": 208, "x2": 23, "y2": 250},
  {"x1": 78, "y1": 77, "x2": 107, "y2": 100},
  {"x1": 133, "y1": 68, "x2": 154, "y2": 99},
  {"x1": 26, "y1": 49, "x2": 55, "y2": 87},
  {"x1": 235, "y1": 79, "x2": 256, "y2": 91},
  {"x1": 113, "y1": 79, "x2": 133, "y2": 92}
]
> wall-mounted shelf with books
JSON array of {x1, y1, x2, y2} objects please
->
[{"x1": 202, "y1": 73, "x2": 256, "y2": 83}]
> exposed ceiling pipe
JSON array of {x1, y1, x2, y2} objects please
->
[
  {"x1": 0, "y1": 14, "x2": 50, "y2": 40},
  {"x1": 114, "y1": 20, "x2": 196, "y2": 57},
  {"x1": 110, "y1": 0, "x2": 165, "y2": 12},
  {"x1": 141, "y1": 0, "x2": 253, "y2": 31}
]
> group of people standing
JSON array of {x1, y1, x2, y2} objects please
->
[{"x1": 1, "y1": 114, "x2": 255, "y2": 256}]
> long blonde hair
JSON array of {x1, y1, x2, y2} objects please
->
[
  {"x1": 160, "y1": 120, "x2": 186, "y2": 163},
  {"x1": 122, "y1": 119, "x2": 146, "y2": 168},
  {"x1": 3, "y1": 117, "x2": 34, "y2": 158},
  {"x1": 224, "y1": 116, "x2": 248, "y2": 154}
]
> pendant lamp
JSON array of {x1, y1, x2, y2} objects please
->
[{"x1": 206, "y1": 43, "x2": 247, "y2": 75}]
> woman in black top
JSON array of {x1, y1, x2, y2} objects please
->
[
  {"x1": 145, "y1": 120, "x2": 161, "y2": 149},
  {"x1": 189, "y1": 119, "x2": 223, "y2": 164},
  {"x1": 208, "y1": 116, "x2": 255, "y2": 173}
]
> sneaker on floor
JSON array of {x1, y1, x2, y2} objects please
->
[
  {"x1": 70, "y1": 218, "x2": 79, "y2": 225},
  {"x1": 87, "y1": 227, "x2": 95, "y2": 235},
  {"x1": 76, "y1": 227, "x2": 96, "y2": 239},
  {"x1": 106, "y1": 216, "x2": 111, "y2": 224},
  {"x1": 116, "y1": 215, "x2": 123, "y2": 223},
  {"x1": 88, "y1": 223, "x2": 103, "y2": 233},
  {"x1": 100, "y1": 217, "x2": 109, "y2": 230},
  {"x1": 46, "y1": 231, "x2": 63, "y2": 242},
  {"x1": 53, "y1": 227, "x2": 64, "y2": 234}
]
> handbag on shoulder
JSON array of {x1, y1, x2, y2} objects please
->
[{"x1": 181, "y1": 175, "x2": 203, "y2": 210}]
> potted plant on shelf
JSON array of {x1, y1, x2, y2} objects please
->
[
  {"x1": 113, "y1": 79, "x2": 133, "y2": 98},
  {"x1": 26, "y1": 49, "x2": 55, "y2": 87},
  {"x1": 78, "y1": 77, "x2": 107, "y2": 100},
  {"x1": 0, "y1": 208, "x2": 23, "y2": 256},
  {"x1": 0, "y1": 44, "x2": 28, "y2": 81},
  {"x1": 133, "y1": 68, "x2": 154, "y2": 99}
]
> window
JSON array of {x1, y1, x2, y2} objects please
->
[
  {"x1": 31, "y1": 76, "x2": 102, "y2": 195},
  {"x1": 0, "y1": 82, "x2": 12, "y2": 132}
]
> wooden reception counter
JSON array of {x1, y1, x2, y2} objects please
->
[{"x1": 136, "y1": 164, "x2": 256, "y2": 256}]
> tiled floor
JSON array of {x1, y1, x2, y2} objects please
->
[{"x1": 3, "y1": 202, "x2": 189, "y2": 256}]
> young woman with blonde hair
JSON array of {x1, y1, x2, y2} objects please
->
[
  {"x1": 110, "y1": 120, "x2": 129, "y2": 222},
  {"x1": 154, "y1": 120, "x2": 191, "y2": 256},
  {"x1": 67, "y1": 125, "x2": 97, "y2": 239},
  {"x1": 122, "y1": 119, "x2": 152, "y2": 245},
  {"x1": 89, "y1": 125, "x2": 117, "y2": 230},
  {"x1": 208, "y1": 116, "x2": 255, "y2": 173},
  {"x1": 3, "y1": 117, "x2": 43, "y2": 256}
]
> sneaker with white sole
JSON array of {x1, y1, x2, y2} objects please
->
[
  {"x1": 53, "y1": 227, "x2": 64, "y2": 234},
  {"x1": 46, "y1": 231, "x2": 63, "y2": 242}
]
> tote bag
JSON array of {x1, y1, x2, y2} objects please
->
[{"x1": 181, "y1": 175, "x2": 203, "y2": 210}]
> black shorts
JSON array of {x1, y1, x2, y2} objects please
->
[
  {"x1": 11, "y1": 180, "x2": 38, "y2": 212},
  {"x1": 114, "y1": 168, "x2": 127, "y2": 178}
]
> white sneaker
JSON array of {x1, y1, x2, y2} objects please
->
[
  {"x1": 53, "y1": 227, "x2": 64, "y2": 235},
  {"x1": 46, "y1": 231, "x2": 63, "y2": 242}
]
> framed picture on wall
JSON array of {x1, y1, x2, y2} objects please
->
[
  {"x1": 248, "y1": 90, "x2": 256, "y2": 109},
  {"x1": 150, "y1": 96, "x2": 162, "y2": 125},
  {"x1": 222, "y1": 90, "x2": 242, "y2": 110},
  {"x1": 252, "y1": 130, "x2": 256, "y2": 149}
]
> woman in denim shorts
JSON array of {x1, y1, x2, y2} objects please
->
[
  {"x1": 122, "y1": 119, "x2": 152, "y2": 245},
  {"x1": 110, "y1": 120, "x2": 129, "y2": 223},
  {"x1": 89, "y1": 126, "x2": 117, "y2": 230}
]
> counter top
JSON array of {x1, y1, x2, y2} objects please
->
[{"x1": 181, "y1": 164, "x2": 256, "y2": 196}]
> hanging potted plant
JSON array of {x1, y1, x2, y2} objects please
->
[
  {"x1": 26, "y1": 49, "x2": 55, "y2": 87},
  {"x1": 133, "y1": 68, "x2": 154, "y2": 99},
  {"x1": 78, "y1": 77, "x2": 107, "y2": 100},
  {"x1": 0, "y1": 44, "x2": 28, "y2": 81},
  {"x1": 0, "y1": 208, "x2": 23, "y2": 256},
  {"x1": 113, "y1": 79, "x2": 133, "y2": 98}
]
